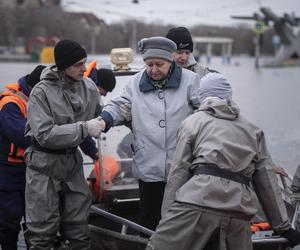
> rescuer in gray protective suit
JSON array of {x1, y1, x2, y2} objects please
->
[
  {"x1": 166, "y1": 26, "x2": 288, "y2": 178},
  {"x1": 147, "y1": 72, "x2": 300, "y2": 250},
  {"x1": 24, "y1": 40, "x2": 103, "y2": 249},
  {"x1": 291, "y1": 164, "x2": 300, "y2": 231},
  {"x1": 292, "y1": 164, "x2": 300, "y2": 193}
]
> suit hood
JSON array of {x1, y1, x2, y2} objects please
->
[{"x1": 198, "y1": 97, "x2": 240, "y2": 120}]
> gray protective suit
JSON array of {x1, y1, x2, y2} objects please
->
[
  {"x1": 186, "y1": 54, "x2": 210, "y2": 78},
  {"x1": 24, "y1": 66, "x2": 101, "y2": 249},
  {"x1": 291, "y1": 164, "x2": 300, "y2": 231},
  {"x1": 147, "y1": 97, "x2": 291, "y2": 250},
  {"x1": 292, "y1": 164, "x2": 300, "y2": 192}
]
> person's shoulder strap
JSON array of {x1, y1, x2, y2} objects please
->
[
  {"x1": 1, "y1": 83, "x2": 28, "y2": 103},
  {"x1": 207, "y1": 68, "x2": 220, "y2": 74},
  {"x1": 8, "y1": 88, "x2": 29, "y2": 103}
]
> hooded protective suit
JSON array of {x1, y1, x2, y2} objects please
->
[
  {"x1": 292, "y1": 164, "x2": 300, "y2": 192},
  {"x1": 148, "y1": 96, "x2": 291, "y2": 250},
  {"x1": 24, "y1": 66, "x2": 101, "y2": 249}
]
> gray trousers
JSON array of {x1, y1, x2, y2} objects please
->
[
  {"x1": 25, "y1": 167, "x2": 92, "y2": 250},
  {"x1": 147, "y1": 202, "x2": 252, "y2": 250}
]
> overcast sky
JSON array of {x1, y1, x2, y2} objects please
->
[{"x1": 62, "y1": 0, "x2": 300, "y2": 27}]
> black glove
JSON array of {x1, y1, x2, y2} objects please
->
[{"x1": 280, "y1": 228, "x2": 300, "y2": 247}]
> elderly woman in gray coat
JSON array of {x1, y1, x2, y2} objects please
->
[
  {"x1": 100, "y1": 36, "x2": 201, "y2": 231},
  {"x1": 146, "y1": 72, "x2": 300, "y2": 250}
]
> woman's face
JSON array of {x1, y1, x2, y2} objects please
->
[{"x1": 145, "y1": 58, "x2": 171, "y2": 81}]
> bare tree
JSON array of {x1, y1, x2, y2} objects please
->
[
  {"x1": 0, "y1": 3, "x2": 17, "y2": 47},
  {"x1": 0, "y1": 3, "x2": 275, "y2": 55}
]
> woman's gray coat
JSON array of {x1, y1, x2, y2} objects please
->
[{"x1": 103, "y1": 64, "x2": 201, "y2": 182}]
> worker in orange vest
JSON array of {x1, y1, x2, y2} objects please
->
[{"x1": 0, "y1": 65, "x2": 46, "y2": 250}]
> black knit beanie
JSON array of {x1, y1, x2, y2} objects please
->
[
  {"x1": 26, "y1": 65, "x2": 46, "y2": 88},
  {"x1": 97, "y1": 68, "x2": 116, "y2": 92},
  {"x1": 166, "y1": 27, "x2": 193, "y2": 52},
  {"x1": 54, "y1": 39, "x2": 87, "y2": 70}
]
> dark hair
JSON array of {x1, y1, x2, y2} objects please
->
[
  {"x1": 26, "y1": 65, "x2": 46, "y2": 88},
  {"x1": 96, "y1": 68, "x2": 116, "y2": 92}
]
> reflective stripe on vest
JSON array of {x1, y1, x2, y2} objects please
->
[
  {"x1": 84, "y1": 60, "x2": 97, "y2": 77},
  {"x1": 0, "y1": 83, "x2": 28, "y2": 163}
]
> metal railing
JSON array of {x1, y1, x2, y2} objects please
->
[
  {"x1": 89, "y1": 173, "x2": 300, "y2": 249},
  {"x1": 90, "y1": 204, "x2": 293, "y2": 247},
  {"x1": 90, "y1": 205, "x2": 154, "y2": 237}
]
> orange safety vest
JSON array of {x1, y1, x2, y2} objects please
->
[
  {"x1": 0, "y1": 83, "x2": 28, "y2": 163},
  {"x1": 84, "y1": 60, "x2": 97, "y2": 77}
]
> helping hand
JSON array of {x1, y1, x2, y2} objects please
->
[
  {"x1": 272, "y1": 164, "x2": 288, "y2": 177},
  {"x1": 86, "y1": 117, "x2": 105, "y2": 138}
]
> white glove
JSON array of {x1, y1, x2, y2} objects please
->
[
  {"x1": 119, "y1": 102, "x2": 132, "y2": 121},
  {"x1": 85, "y1": 118, "x2": 103, "y2": 138}
]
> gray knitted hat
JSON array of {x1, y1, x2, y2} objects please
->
[
  {"x1": 199, "y1": 72, "x2": 232, "y2": 103},
  {"x1": 137, "y1": 36, "x2": 176, "y2": 62}
]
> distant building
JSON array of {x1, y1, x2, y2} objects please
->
[
  {"x1": 66, "y1": 12, "x2": 107, "y2": 53},
  {"x1": 66, "y1": 12, "x2": 106, "y2": 30}
]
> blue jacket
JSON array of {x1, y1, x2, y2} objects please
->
[{"x1": 0, "y1": 77, "x2": 29, "y2": 190}]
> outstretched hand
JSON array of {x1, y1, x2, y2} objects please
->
[{"x1": 272, "y1": 164, "x2": 288, "y2": 177}]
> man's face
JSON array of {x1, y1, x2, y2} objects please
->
[
  {"x1": 65, "y1": 58, "x2": 87, "y2": 81},
  {"x1": 172, "y1": 50, "x2": 191, "y2": 68},
  {"x1": 145, "y1": 58, "x2": 171, "y2": 81}
]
